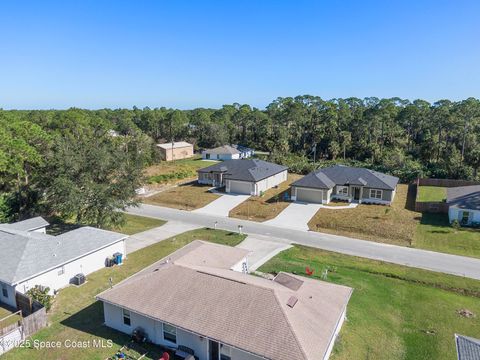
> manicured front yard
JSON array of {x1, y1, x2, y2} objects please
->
[
  {"x1": 143, "y1": 182, "x2": 220, "y2": 210},
  {"x1": 417, "y1": 186, "x2": 447, "y2": 202},
  {"x1": 259, "y1": 245, "x2": 480, "y2": 360},
  {"x1": 308, "y1": 184, "x2": 418, "y2": 246},
  {"x1": 2, "y1": 228, "x2": 246, "y2": 360},
  {"x1": 415, "y1": 213, "x2": 480, "y2": 258},
  {"x1": 106, "y1": 213, "x2": 166, "y2": 235},
  {"x1": 229, "y1": 174, "x2": 302, "y2": 221}
]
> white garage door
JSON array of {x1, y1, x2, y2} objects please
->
[
  {"x1": 229, "y1": 181, "x2": 252, "y2": 195},
  {"x1": 296, "y1": 188, "x2": 323, "y2": 203}
]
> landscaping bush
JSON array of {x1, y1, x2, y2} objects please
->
[{"x1": 27, "y1": 286, "x2": 53, "y2": 312}]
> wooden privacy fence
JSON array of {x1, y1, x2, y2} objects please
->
[
  {"x1": 22, "y1": 307, "x2": 47, "y2": 337},
  {"x1": 416, "y1": 178, "x2": 480, "y2": 187},
  {"x1": 414, "y1": 201, "x2": 449, "y2": 213}
]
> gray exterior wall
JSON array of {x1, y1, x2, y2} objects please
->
[{"x1": 361, "y1": 187, "x2": 393, "y2": 202}]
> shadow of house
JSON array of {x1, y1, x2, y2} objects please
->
[{"x1": 60, "y1": 301, "x2": 165, "y2": 359}]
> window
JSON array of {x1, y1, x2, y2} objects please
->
[
  {"x1": 370, "y1": 189, "x2": 382, "y2": 199},
  {"x1": 337, "y1": 186, "x2": 348, "y2": 196},
  {"x1": 123, "y1": 309, "x2": 131, "y2": 326},
  {"x1": 461, "y1": 211, "x2": 470, "y2": 225},
  {"x1": 163, "y1": 323, "x2": 177, "y2": 344},
  {"x1": 220, "y1": 344, "x2": 232, "y2": 360},
  {"x1": 57, "y1": 266, "x2": 65, "y2": 276},
  {"x1": 2, "y1": 284, "x2": 8, "y2": 298}
]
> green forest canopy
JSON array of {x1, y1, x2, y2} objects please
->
[{"x1": 1, "y1": 96, "x2": 480, "y2": 224}]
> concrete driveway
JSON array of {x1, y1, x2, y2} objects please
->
[
  {"x1": 236, "y1": 235, "x2": 292, "y2": 271},
  {"x1": 264, "y1": 202, "x2": 322, "y2": 231},
  {"x1": 126, "y1": 221, "x2": 201, "y2": 253},
  {"x1": 193, "y1": 193, "x2": 250, "y2": 217}
]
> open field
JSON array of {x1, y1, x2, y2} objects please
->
[
  {"x1": 417, "y1": 186, "x2": 447, "y2": 202},
  {"x1": 414, "y1": 213, "x2": 480, "y2": 258},
  {"x1": 143, "y1": 182, "x2": 220, "y2": 210},
  {"x1": 259, "y1": 245, "x2": 480, "y2": 360},
  {"x1": 105, "y1": 213, "x2": 166, "y2": 235},
  {"x1": 144, "y1": 157, "x2": 212, "y2": 186},
  {"x1": 2, "y1": 228, "x2": 246, "y2": 360},
  {"x1": 308, "y1": 184, "x2": 418, "y2": 246},
  {"x1": 229, "y1": 174, "x2": 302, "y2": 221}
]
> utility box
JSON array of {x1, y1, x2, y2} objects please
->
[
  {"x1": 113, "y1": 252, "x2": 123, "y2": 265},
  {"x1": 72, "y1": 273, "x2": 86, "y2": 286}
]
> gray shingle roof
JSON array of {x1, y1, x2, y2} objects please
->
[
  {"x1": 0, "y1": 225, "x2": 127, "y2": 285},
  {"x1": 447, "y1": 186, "x2": 480, "y2": 210},
  {"x1": 97, "y1": 242, "x2": 352, "y2": 360},
  {"x1": 4, "y1": 216, "x2": 49, "y2": 232},
  {"x1": 198, "y1": 159, "x2": 288, "y2": 182},
  {"x1": 292, "y1": 165, "x2": 399, "y2": 190},
  {"x1": 203, "y1": 145, "x2": 241, "y2": 155},
  {"x1": 456, "y1": 334, "x2": 480, "y2": 360}
]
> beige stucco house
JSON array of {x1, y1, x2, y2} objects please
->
[{"x1": 157, "y1": 141, "x2": 194, "y2": 161}]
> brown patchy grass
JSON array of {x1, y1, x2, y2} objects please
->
[
  {"x1": 308, "y1": 184, "x2": 419, "y2": 246},
  {"x1": 143, "y1": 183, "x2": 220, "y2": 210},
  {"x1": 229, "y1": 174, "x2": 302, "y2": 221}
]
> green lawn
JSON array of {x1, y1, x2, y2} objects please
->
[
  {"x1": 3, "y1": 228, "x2": 246, "y2": 360},
  {"x1": 106, "y1": 213, "x2": 166, "y2": 235},
  {"x1": 414, "y1": 213, "x2": 480, "y2": 258},
  {"x1": 259, "y1": 245, "x2": 480, "y2": 360},
  {"x1": 0, "y1": 307, "x2": 21, "y2": 329},
  {"x1": 417, "y1": 186, "x2": 447, "y2": 202}
]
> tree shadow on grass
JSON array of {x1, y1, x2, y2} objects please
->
[
  {"x1": 419, "y1": 212, "x2": 450, "y2": 227},
  {"x1": 60, "y1": 301, "x2": 165, "y2": 359}
]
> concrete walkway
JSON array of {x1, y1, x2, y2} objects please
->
[
  {"x1": 126, "y1": 221, "x2": 201, "y2": 253},
  {"x1": 264, "y1": 202, "x2": 323, "y2": 231},
  {"x1": 125, "y1": 204, "x2": 480, "y2": 281},
  {"x1": 321, "y1": 203, "x2": 358, "y2": 209},
  {"x1": 236, "y1": 235, "x2": 292, "y2": 271},
  {"x1": 193, "y1": 193, "x2": 250, "y2": 217}
]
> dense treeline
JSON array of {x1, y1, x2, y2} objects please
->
[{"x1": 1, "y1": 96, "x2": 480, "y2": 224}]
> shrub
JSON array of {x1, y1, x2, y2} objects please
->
[
  {"x1": 27, "y1": 286, "x2": 53, "y2": 311},
  {"x1": 451, "y1": 219, "x2": 461, "y2": 231}
]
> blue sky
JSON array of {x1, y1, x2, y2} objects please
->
[{"x1": 1, "y1": 0, "x2": 479, "y2": 109}]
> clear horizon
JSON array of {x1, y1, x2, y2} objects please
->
[{"x1": 1, "y1": 0, "x2": 479, "y2": 110}]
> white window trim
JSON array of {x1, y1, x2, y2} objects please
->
[
  {"x1": 123, "y1": 309, "x2": 131, "y2": 326},
  {"x1": 57, "y1": 266, "x2": 65, "y2": 276},
  {"x1": 370, "y1": 189, "x2": 383, "y2": 199},
  {"x1": 337, "y1": 186, "x2": 349, "y2": 196},
  {"x1": 2, "y1": 284, "x2": 8, "y2": 298},
  {"x1": 163, "y1": 323, "x2": 177, "y2": 344}
]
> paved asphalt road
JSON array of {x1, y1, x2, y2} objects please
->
[{"x1": 126, "y1": 204, "x2": 480, "y2": 281}]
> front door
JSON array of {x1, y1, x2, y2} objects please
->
[
  {"x1": 353, "y1": 187, "x2": 360, "y2": 201},
  {"x1": 209, "y1": 340, "x2": 219, "y2": 360}
]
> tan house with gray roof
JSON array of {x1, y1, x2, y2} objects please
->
[{"x1": 96, "y1": 241, "x2": 352, "y2": 360}]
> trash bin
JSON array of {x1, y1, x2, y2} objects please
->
[{"x1": 113, "y1": 252, "x2": 123, "y2": 265}]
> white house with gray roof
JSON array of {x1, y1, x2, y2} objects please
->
[
  {"x1": 447, "y1": 185, "x2": 480, "y2": 226},
  {"x1": 0, "y1": 217, "x2": 127, "y2": 309},
  {"x1": 202, "y1": 145, "x2": 254, "y2": 161},
  {"x1": 97, "y1": 241, "x2": 352, "y2": 360},
  {"x1": 198, "y1": 159, "x2": 288, "y2": 195},
  {"x1": 291, "y1": 165, "x2": 399, "y2": 205}
]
